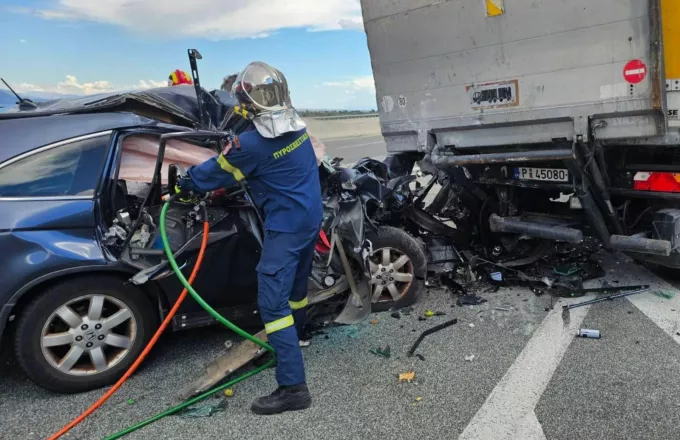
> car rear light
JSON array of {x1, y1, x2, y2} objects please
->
[{"x1": 633, "y1": 172, "x2": 680, "y2": 192}]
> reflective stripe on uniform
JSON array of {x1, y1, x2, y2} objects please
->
[
  {"x1": 217, "y1": 154, "x2": 246, "y2": 181},
  {"x1": 264, "y1": 315, "x2": 294, "y2": 334},
  {"x1": 289, "y1": 297, "x2": 308, "y2": 310}
]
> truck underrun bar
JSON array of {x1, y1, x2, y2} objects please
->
[
  {"x1": 489, "y1": 214, "x2": 584, "y2": 243},
  {"x1": 430, "y1": 145, "x2": 573, "y2": 167}
]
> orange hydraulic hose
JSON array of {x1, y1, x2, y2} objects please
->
[{"x1": 48, "y1": 221, "x2": 210, "y2": 440}]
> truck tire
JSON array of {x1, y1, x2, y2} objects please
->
[
  {"x1": 14, "y1": 275, "x2": 157, "y2": 393},
  {"x1": 366, "y1": 226, "x2": 427, "y2": 312}
]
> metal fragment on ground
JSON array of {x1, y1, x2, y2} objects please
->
[{"x1": 408, "y1": 319, "x2": 458, "y2": 357}]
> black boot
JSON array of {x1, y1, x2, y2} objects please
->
[{"x1": 251, "y1": 384, "x2": 312, "y2": 415}]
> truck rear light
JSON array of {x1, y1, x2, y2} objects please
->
[{"x1": 633, "y1": 172, "x2": 680, "y2": 192}]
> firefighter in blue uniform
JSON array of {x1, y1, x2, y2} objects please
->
[{"x1": 178, "y1": 62, "x2": 322, "y2": 415}]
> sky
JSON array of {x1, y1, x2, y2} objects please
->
[{"x1": 0, "y1": 0, "x2": 377, "y2": 110}]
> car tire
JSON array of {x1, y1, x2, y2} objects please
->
[
  {"x1": 366, "y1": 226, "x2": 427, "y2": 312},
  {"x1": 14, "y1": 275, "x2": 157, "y2": 393}
]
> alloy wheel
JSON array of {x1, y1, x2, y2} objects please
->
[
  {"x1": 40, "y1": 294, "x2": 137, "y2": 376},
  {"x1": 368, "y1": 247, "x2": 414, "y2": 304}
]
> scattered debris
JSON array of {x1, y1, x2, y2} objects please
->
[
  {"x1": 494, "y1": 307, "x2": 512, "y2": 312},
  {"x1": 457, "y1": 294, "x2": 487, "y2": 307},
  {"x1": 435, "y1": 311, "x2": 446, "y2": 316},
  {"x1": 653, "y1": 290, "x2": 676, "y2": 300},
  {"x1": 398, "y1": 371, "x2": 416, "y2": 383},
  {"x1": 424, "y1": 310, "x2": 435, "y2": 318},
  {"x1": 299, "y1": 339, "x2": 311, "y2": 347},
  {"x1": 468, "y1": 323, "x2": 475, "y2": 328},
  {"x1": 415, "y1": 354, "x2": 425, "y2": 361},
  {"x1": 557, "y1": 284, "x2": 647, "y2": 298},
  {"x1": 418, "y1": 316, "x2": 427, "y2": 321},
  {"x1": 127, "y1": 398, "x2": 135, "y2": 406},
  {"x1": 562, "y1": 285, "x2": 650, "y2": 322},
  {"x1": 224, "y1": 340, "x2": 233, "y2": 350},
  {"x1": 532, "y1": 288, "x2": 544, "y2": 297},
  {"x1": 370, "y1": 319, "x2": 379, "y2": 325},
  {"x1": 180, "y1": 398, "x2": 228, "y2": 418},
  {"x1": 490, "y1": 271, "x2": 503, "y2": 282},
  {"x1": 577, "y1": 329, "x2": 601, "y2": 339},
  {"x1": 440, "y1": 272, "x2": 468, "y2": 294},
  {"x1": 223, "y1": 388, "x2": 234, "y2": 397},
  {"x1": 391, "y1": 311, "x2": 401, "y2": 319},
  {"x1": 407, "y1": 319, "x2": 458, "y2": 357},
  {"x1": 464, "y1": 354, "x2": 475, "y2": 362},
  {"x1": 370, "y1": 345, "x2": 391, "y2": 358},
  {"x1": 415, "y1": 396, "x2": 423, "y2": 402},
  {"x1": 553, "y1": 265, "x2": 580, "y2": 277}
]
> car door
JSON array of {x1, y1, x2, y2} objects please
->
[
  {"x1": 104, "y1": 131, "x2": 261, "y2": 327},
  {"x1": 0, "y1": 131, "x2": 116, "y2": 311}
]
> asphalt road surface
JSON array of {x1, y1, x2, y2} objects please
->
[
  {"x1": 321, "y1": 134, "x2": 388, "y2": 164},
  {"x1": 2, "y1": 251, "x2": 680, "y2": 440}
]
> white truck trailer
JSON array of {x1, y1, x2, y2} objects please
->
[{"x1": 361, "y1": 0, "x2": 680, "y2": 268}]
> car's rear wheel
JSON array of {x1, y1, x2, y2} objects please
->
[
  {"x1": 366, "y1": 226, "x2": 426, "y2": 312},
  {"x1": 14, "y1": 275, "x2": 157, "y2": 393}
]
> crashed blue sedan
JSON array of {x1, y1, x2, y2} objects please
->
[{"x1": 0, "y1": 86, "x2": 264, "y2": 393}]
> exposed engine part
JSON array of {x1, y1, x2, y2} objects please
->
[
  {"x1": 104, "y1": 224, "x2": 128, "y2": 244},
  {"x1": 117, "y1": 210, "x2": 132, "y2": 227},
  {"x1": 130, "y1": 224, "x2": 152, "y2": 249}
]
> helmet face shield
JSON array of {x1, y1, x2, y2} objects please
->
[{"x1": 232, "y1": 62, "x2": 291, "y2": 112}]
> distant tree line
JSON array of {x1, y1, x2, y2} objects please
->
[{"x1": 298, "y1": 109, "x2": 378, "y2": 117}]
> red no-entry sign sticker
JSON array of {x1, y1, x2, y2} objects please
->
[{"x1": 623, "y1": 59, "x2": 647, "y2": 84}]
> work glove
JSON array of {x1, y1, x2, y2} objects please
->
[{"x1": 174, "y1": 177, "x2": 201, "y2": 203}]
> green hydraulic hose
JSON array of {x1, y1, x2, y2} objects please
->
[{"x1": 104, "y1": 199, "x2": 275, "y2": 440}]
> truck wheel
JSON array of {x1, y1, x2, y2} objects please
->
[
  {"x1": 14, "y1": 275, "x2": 157, "y2": 393},
  {"x1": 366, "y1": 226, "x2": 427, "y2": 312}
]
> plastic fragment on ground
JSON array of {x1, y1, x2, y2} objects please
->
[
  {"x1": 465, "y1": 354, "x2": 475, "y2": 362},
  {"x1": 398, "y1": 371, "x2": 416, "y2": 383},
  {"x1": 180, "y1": 398, "x2": 228, "y2": 418},
  {"x1": 653, "y1": 290, "x2": 676, "y2": 300},
  {"x1": 223, "y1": 388, "x2": 234, "y2": 397},
  {"x1": 370, "y1": 345, "x2": 391, "y2": 358}
]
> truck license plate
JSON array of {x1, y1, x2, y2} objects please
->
[{"x1": 515, "y1": 167, "x2": 569, "y2": 182}]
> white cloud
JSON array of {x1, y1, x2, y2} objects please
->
[
  {"x1": 17, "y1": 0, "x2": 363, "y2": 39},
  {"x1": 323, "y1": 76, "x2": 375, "y2": 92},
  {"x1": 132, "y1": 79, "x2": 167, "y2": 90},
  {"x1": 11, "y1": 75, "x2": 167, "y2": 96},
  {"x1": 19, "y1": 39, "x2": 27, "y2": 44}
]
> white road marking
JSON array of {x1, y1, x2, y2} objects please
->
[
  {"x1": 600, "y1": 254, "x2": 680, "y2": 343},
  {"x1": 459, "y1": 295, "x2": 594, "y2": 440},
  {"x1": 511, "y1": 411, "x2": 548, "y2": 440},
  {"x1": 337, "y1": 141, "x2": 384, "y2": 150}
]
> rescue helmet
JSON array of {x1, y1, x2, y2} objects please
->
[
  {"x1": 232, "y1": 62, "x2": 291, "y2": 112},
  {"x1": 168, "y1": 69, "x2": 193, "y2": 86}
]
